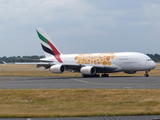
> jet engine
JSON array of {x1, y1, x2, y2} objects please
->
[
  {"x1": 124, "y1": 71, "x2": 137, "y2": 74},
  {"x1": 50, "y1": 65, "x2": 65, "y2": 73},
  {"x1": 80, "y1": 66, "x2": 96, "y2": 75}
]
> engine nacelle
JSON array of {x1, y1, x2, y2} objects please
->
[
  {"x1": 124, "y1": 71, "x2": 137, "y2": 74},
  {"x1": 80, "y1": 66, "x2": 96, "y2": 75},
  {"x1": 50, "y1": 65, "x2": 65, "y2": 73}
]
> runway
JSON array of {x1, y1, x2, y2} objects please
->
[{"x1": 0, "y1": 76, "x2": 159, "y2": 89}]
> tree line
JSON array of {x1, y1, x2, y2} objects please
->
[
  {"x1": 0, "y1": 54, "x2": 160, "y2": 64},
  {"x1": 147, "y1": 54, "x2": 160, "y2": 62},
  {"x1": 0, "y1": 55, "x2": 44, "y2": 64}
]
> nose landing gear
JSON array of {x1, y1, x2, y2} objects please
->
[{"x1": 144, "y1": 71, "x2": 149, "y2": 77}]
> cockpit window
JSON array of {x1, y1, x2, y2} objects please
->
[{"x1": 146, "y1": 59, "x2": 152, "y2": 61}]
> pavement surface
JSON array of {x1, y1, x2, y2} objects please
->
[{"x1": 0, "y1": 76, "x2": 159, "y2": 89}]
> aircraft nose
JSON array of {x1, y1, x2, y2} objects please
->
[{"x1": 151, "y1": 61, "x2": 156, "y2": 69}]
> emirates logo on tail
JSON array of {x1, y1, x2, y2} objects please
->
[{"x1": 36, "y1": 29, "x2": 63, "y2": 63}]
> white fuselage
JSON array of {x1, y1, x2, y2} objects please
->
[
  {"x1": 42, "y1": 52, "x2": 156, "y2": 73},
  {"x1": 36, "y1": 28, "x2": 156, "y2": 77}
]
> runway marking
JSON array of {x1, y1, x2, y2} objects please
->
[
  {"x1": 70, "y1": 78, "x2": 159, "y2": 87},
  {"x1": 2, "y1": 77, "x2": 158, "y2": 88},
  {"x1": 0, "y1": 77, "x2": 159, "y2": 89},
  {"x1": 70, "y1": 78, "x2": 92, "y2": 84}
]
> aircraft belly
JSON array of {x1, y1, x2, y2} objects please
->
[
  {"x1": 95, "y1": 67, "x2": 119, "y2": 73},
  {"x1": 121, "y1": 62, "x2": 138, "y2": 71}
]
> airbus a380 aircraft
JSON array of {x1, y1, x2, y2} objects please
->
[{"x1": 34, "y1": 28, "x2": 156, "y2": 77}]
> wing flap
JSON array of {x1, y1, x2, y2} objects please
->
[{"x1": 63, "y1": 64, "x2": 118, "y2": 73}]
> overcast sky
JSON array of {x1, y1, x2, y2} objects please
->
[{"x1": 0, "y1": 0, "x2": 160, "y2": 57}]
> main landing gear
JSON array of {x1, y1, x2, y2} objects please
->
[
  {"x1": 144, "y1": 71, "x2": 149, "y2": 77},
  {"x1": 82, "y1": 74, "x2": 99, "y2": 78},
  {"x1": 82, "y1": 74, "x2": 109, "y2": 78},
  {"x1": 101, "y1": 74, "x2": 109, "y2": 77}
]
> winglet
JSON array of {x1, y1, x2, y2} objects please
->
[{"x1": 3, "y1": 61, "x2": 7, "y2": 66}]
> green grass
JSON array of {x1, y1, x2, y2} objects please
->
[
  {"x1": 0, "y1": 67, "x2": 159, "y2": 77},
  {"x1": 0, "y1": 64, "x2": 159, "y2": 77},
  {"x1": 0, "y1": 89, "x2": 160, "y2": 118}
]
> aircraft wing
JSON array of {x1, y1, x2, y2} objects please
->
[
  {"x1": 15, "y1": 62, "x2": 54, "y2": 69},
  {"x1": 13, "y1": 58, "x2": 54, "y2": 69},
  {"x1": 64, "y1": 64, "x2": 118, "y2": 73},
  {"x1": 14, "y1": 62, "x2": 118, "y2": 72},
  {"x1": 37, "y1": 63, "x2": 118, "y2": 72}
]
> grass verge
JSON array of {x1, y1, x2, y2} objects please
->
[
  {"x1": 0, "y1": 89, "x2": 160, "y2": 118},
  {"x1": 0, "y1": 64, "x2": 159, "y2": 77}
]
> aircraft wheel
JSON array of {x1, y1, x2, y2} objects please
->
[
  {"x1": 101, "y1": 74, "x2": 109, "y2": 77},
  {"x1": 144, "y1": 71, "x2": 149, "y2": 77},
  {"x1": 82, "y1": 75, "x2": 88, "y2": 78},
  {"x1": 95, "y1": 74, "x2": 100, "y2": 77},
  {"x1": 106, "y1": 74, "x2": 109, "y2": 77},
  {"x1": 82, "y1": 74, "x2": 100, "y2": 78},
  {"x1": 144, "y1": 74, "x2": 149, "y2": 77}
]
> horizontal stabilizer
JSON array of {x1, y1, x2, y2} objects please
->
[{"x1": 15, "y1": 58, "x2": 53, "y2": 62}]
